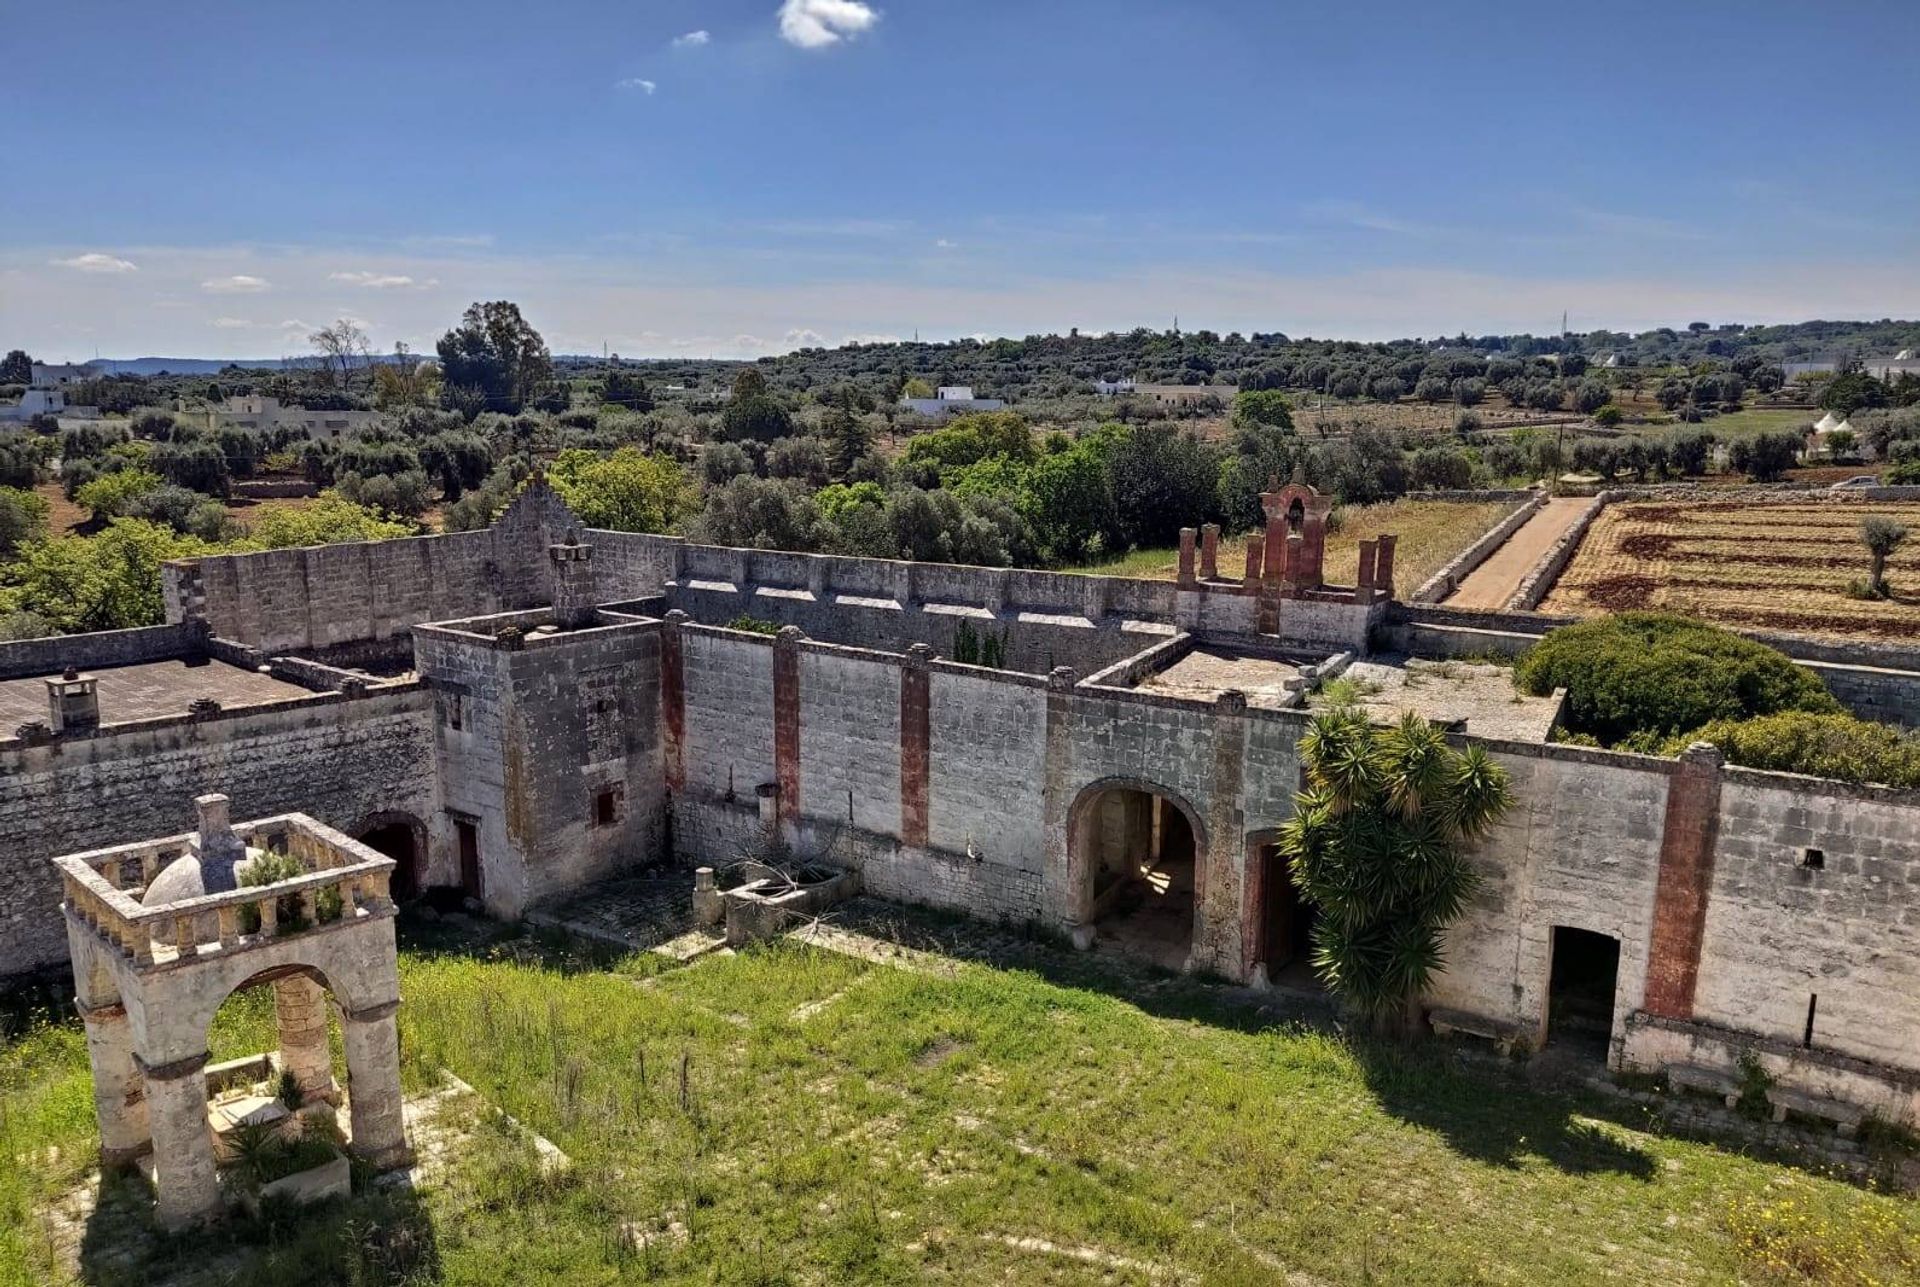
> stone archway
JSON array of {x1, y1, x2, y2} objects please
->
[
  {"x1": 1066, "y1": 777, "x2": 1210, "y2": 971},
  {"x1": 352, "y1": 810, "x2": 427, "y2": 901}
]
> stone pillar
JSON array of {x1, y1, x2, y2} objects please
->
[
  {"x1": 143, "y1": 1053, "x2": 220, "y2": 1231},
  {"x1": 661, "y1": 611, "x2": 687, "y2": 791},
  {"x1": 772, "y1": 627, "x2": 803, "y2": 837},
  {"x1": 1296, "y1": 512, "x2": 1327, "y2": 588},
  {"x1": 890, "y1": 561, "x2": 915, "y2": 607},
  {"x1": 1041, "y1": 667, "x2": 1086, "y2": 943},
  {"x1": 46, "y1": 670, "x2": 99, "y2": 733},
  {"x1": 1242, "y1": 533, "x2": 1264, "y2": 589},
  {"x1": 1356, "y1": 539, "x2": 1379, "y2": 602},
  {"x1": 549, "y1": 539, "x2": 597, "y2": 630},
  {"x1": 1196, "y1": 689, "x2": 1248, "y2": 978},
  {"x1": 1176, "y1": 528, "x2": 1198, "y2": 589},
  {"x1": 1375, "y1": 535, "x2": 1398, "y2": 600},
  {"x1": 342, "y1": 1003, "x2": 410, "y2": 1171},
  {"x1": 1262, "y1": 517, "x2": 1287, "y2": 581},
  {"x1": 274, "y1": 974, "x2": 336, "y2": 1105},
  {"x1": 1199, "y1": 524, "x2": 1220, "y2": 580},
  {"x1": 1643, "y1": 743, "x2": 1724, "y2": 1020},
  {"x1": 78, "y1": 997, "x2": 148, "y2": 1168},
  {"x1": 899, "y1": 645, "x2": 931, "y2": 850},
  {"x1": 806, "y1": 556, "x2": 828, "y2": 599}
]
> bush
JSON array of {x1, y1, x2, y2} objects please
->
[
  {"x1": 1666, "y1": 711, "x2": 1920, "y2": 789},
  {"x1": 74, "y1": 467, "x2": 163, "y2": 519},
  {"x1": 0, "y1": 486, "x2": 50, "y2": 556},
  {"x1": 1514, "y1": 613, "x2": 1841, "y2": 746}
]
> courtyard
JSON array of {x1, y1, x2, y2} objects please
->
[{"x1": 4, "y1": 902, "x2": 1915, "y2": 1286}]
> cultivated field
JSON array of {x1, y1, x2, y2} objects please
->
[
  {"x1": 1542, "y1": 500, "x2": 1920, "y2": 641},
  {"x1": 1065, "y1": 498, "x2": 1519, "y2": 594},
  {"x1": 4, "y1": 917, "x2": 1915, "y2": 1285}
]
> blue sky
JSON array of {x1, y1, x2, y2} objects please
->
[{"x1": 4, "y1": 0, "x2": 1917, "y2": 360}]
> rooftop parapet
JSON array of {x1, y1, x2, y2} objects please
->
[{"x1": 56, "y1": 809, "x2": 395, "y2": 972}]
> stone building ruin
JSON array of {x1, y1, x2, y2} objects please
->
[
  {"x1": 56, "y1": 795, "x2": 407, "y2": 1228},
  {"x1": 3, "y1": 478, "x2": 1916, "y2": 1139}
]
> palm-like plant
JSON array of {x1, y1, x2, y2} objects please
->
[{"x1": 1279, "y1": 708, "x2": 1514, "y2": 1024}]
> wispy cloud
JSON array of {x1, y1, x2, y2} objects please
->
[
  {"x1": 616, "y1": 77, "x2": 657, "y2": 93},
  {"x1": 51, "y1": 252, "x2": 138, "y2": 274},
  {"x1": 672, "y1": 29, "x2": 710, "y2": 48},
  {"x1": 935, "y1": 238, "x2": 958, "y2": 249},
  {"x1": 201, "y1": 274, "x2": 270, "y2": 293},
  {"x1": 778, "y1": 0, "x2": 878, "y2": 49},
  {"x1": 1300, "y1": 201, "x2": 1448, "y2": 238},
  {"x1": 211, "y1": 316, "x2": 253, "y2": 329},
  {"x1": 1565, "y1": 205, "x2": 1703, "y2": 241},
  {"x1": 330, "y1": 270, "x2": 435, "y2": 289}
]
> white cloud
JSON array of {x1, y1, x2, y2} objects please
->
[
  {"x1": 51, "y1": 252, "x2": 138, "y2": 274},
  {"x1": 841, "y1": 332, "x2": 901, "y2": 346},
  {"x1": 616, "y1": 78, "x2": 657, "y2": 93},
  {"x1": 201, "y1": 274, "x2": 270, "y2": 294},
  {"x1": 211, "y1": 317, "x2": 253, "y2": 329},
  {"x1": 778, "y1": 0, "x2": 878, "y2": 49},
  {"x1": 934, "y1": 238, "x2": 958, "y2": 249},
  {"x1": 672, "y1": 29, "x2": 710, "y2": 47},
  {"x1": 782, "y1": 327, "x2": 828, "y2": 348},
  {"x1": 329, "y1": 270, "x2": 434, "y2": 289}
]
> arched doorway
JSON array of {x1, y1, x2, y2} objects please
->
[
  {"x1": 354, "y1": 812, "x2": 425, "y2": 901},
  {"x1": 1069, "y1": 779, "x2": 1207, "y2": 972}
]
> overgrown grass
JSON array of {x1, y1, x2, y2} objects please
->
[{"x1": 5, "y1": 935, "x2": 1917, "y2": 1284}]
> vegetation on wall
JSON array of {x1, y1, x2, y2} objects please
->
[{"x1": 1663, "y1": 711, "x2": 1920, "y2": 790}]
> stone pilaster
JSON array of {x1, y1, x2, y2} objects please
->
[
  {"x1": 1196, "y1": 689, "x2": 1248, "y2": 978},
  {"x1": 899, "y1": 646, "x2": 931, "y2": 850},
  {"x1": 772, "y1": 627, "x2": 803, "y2": 836},
  {"x1": 661, "y1": 611, "x2": 687, "y2": 791},
  {"x1": 1643, "y1": 743, "x2": 1724, "y2": 1020}
]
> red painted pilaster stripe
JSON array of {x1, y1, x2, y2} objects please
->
[
  {"x1": 1642, "y1": 743, "x2": 1725, "y2": 1020},
  {"x1": 773, "y1": 628, "x2": 802, "y2": 827},
  {"x1": 661, "y1": 612, "x2": 686, "y2": 791},
  {"x1": 900, "y1": 646, "x2": 931, "y2": 848}
]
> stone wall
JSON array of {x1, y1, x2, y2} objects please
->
[
  {"x1": 0, "y1": 686, "x2": 434, "y2": 976},
  {"x1": 0, "y1": 621, "x2": 201, "y2": 682},
  {"x1": 1407, "y1": 494, "x2": 1543, "y2": 604},
  {"x1": 1506, "y1": 495, "x2": 1606, "y2": 611},
  {"x1": 164, "y1": 481, "x2": 579, "y2": 654}
]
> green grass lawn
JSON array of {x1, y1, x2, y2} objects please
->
[{"x1": 4, "y1": 925, "x2": 1916, "y2": 1285}]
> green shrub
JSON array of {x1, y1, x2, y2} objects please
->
[
  {"x1": 1665, "y1": 711, "x2": 1920, "y2": 788},
  {"x1": 1514, "y1": 613, "x2": 1840, "y2": 746}
]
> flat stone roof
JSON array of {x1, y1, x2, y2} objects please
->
[
  {"x1": 1135, "y1": 645, "x2": 1317, "y2": 710},
  {"x1": 0, "y1": 658, "x2": 313, "y2": 731},
  {"x1": 1307, "y1": 656, "x2": 1563, "y2": 743}
]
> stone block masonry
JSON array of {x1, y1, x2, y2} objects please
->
[{"x1": 0, "y1": 686, "x2": 434, "y2": 977}]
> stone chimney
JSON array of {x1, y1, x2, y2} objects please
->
[
  {"x1": 549, "y1": 532, "x2": 597, "y2": 631},
  {"x1": 191, "y1": 793, "x2": 249, "y2": 892},
  {"x1": 45, "y1": 669, "x2": 99, "y2": 734}
]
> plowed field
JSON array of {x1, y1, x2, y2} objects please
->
[{"x1": 1540, "y1": 499, "x2": 1920, "y2": 641}]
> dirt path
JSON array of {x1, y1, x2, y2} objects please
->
[{"x1": 1444, "y1": 497, "x2": 1590, "y2": 610}]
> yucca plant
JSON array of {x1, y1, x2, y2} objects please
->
[{"x1": 1279, "y1": 708, "x2": 1514, "y2": 1029}]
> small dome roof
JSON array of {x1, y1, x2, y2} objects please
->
[{"x1": 140, "y1": 846, "x2": 266, "y2": 909}]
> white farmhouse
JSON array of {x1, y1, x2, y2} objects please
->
[{"x1": 898, "y1": 385, "x2": 1006, "y2": 418}]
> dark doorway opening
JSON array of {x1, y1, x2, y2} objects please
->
[
  {"x1": 357, "y1": 819, "x2": 421, "y2": 901},
  {"x1": 1085, "y1": 788, "x2": 1197, "y2": 972},
  {"x1": 1547, "y1": 927, "x2": 1620, "y2": 1056},
  {"x1": 1258, "y1": 842, "x2": 1320, "y2": 990},
  {"x1": 454, "y1": 817, "x2": 482, "y2": 902}
]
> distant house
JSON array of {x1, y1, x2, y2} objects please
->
[
  {"x1": 1132, "y1": 383, "x2": 1236, "y2": 407},
  {"x1": 201, "y1": 395, "x2": 379, "y2": 441},
  {"x1": 899, "y1": 385, "x2": 1006, "y2": 418},
  {"x1": 1092, "y1": 378, "x2": 1136, "y2": 396},
  {"x1": 0, "y1": 363, "x2": 102, "y2": 422}
]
